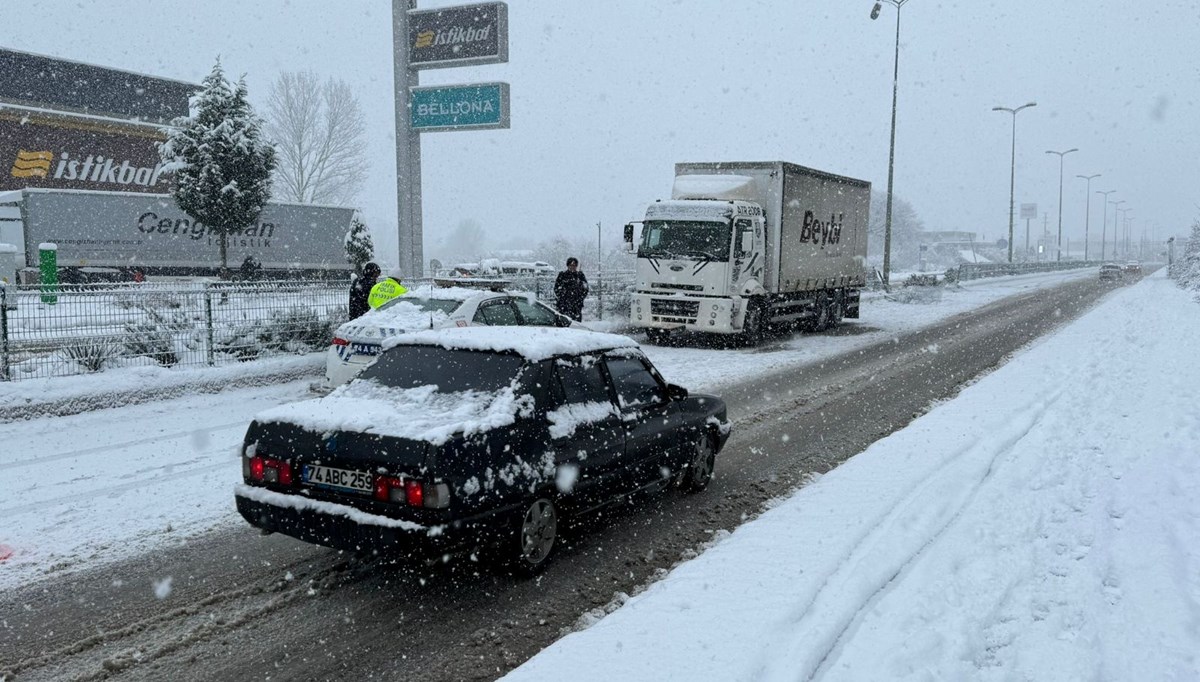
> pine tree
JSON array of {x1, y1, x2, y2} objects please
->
[
  {"x1": 344, "y1": 211, "x2": 375, "y2": 273},
  {"x1": 159, "y1": 59, "x2": 277, "y2": 278}
]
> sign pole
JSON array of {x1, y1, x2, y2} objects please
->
[{"x1": 392, "y1": 0, "x2": 423, "y2": 279}]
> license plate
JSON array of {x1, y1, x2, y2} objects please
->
[
  {"x1": 350, "y1": 343, "x2": 380, "y2": 356},
  {"x1": 302, "y1": 464, "x2": 373, "y2": 493}
]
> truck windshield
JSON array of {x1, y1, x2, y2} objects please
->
[{"x1": 639, "y1": 220, "x2": 731, "y2": 261}]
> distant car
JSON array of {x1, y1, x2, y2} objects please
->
[
  {"x1": 1099, "y1": 263, "x2": 1123, "y2": 281},
  {"x1": 236, "y1": 327, "x2": 731, "y2": 574},
  {"x1": 1123, "y1": 261, "x2": 1142, "y2": 276},
  {"x1": 322, "y1": 283, "x2": 576, "y2": 389}
]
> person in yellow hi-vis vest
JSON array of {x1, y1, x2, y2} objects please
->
[{"x1": 368, "y1": 268, "x2": 408, "y2": 309}]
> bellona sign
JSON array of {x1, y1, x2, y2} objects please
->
[{"x1": 410, "y1": 83, "x2": 510, "y2": 132}]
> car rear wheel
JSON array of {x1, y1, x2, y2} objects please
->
[
  {"x1": 679, "y1": 431, "x2": 716, "y2": 492},
  {"x1": 510, "y1": 497, "x2": 558, "y2": 575}
]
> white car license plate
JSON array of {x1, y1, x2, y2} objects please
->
[
  {"x1": 302, "y1": 465, "x2": 373, "y2": 493},
  {"x1": 350, "y1": 343, "x2": 380, "y2": 356}
]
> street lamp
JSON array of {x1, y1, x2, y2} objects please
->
[
  {"x1": 1110, "y1": 199, "x2": 1126, "y2": 259},
  {"x1": 1096, "y1": 190, "x2": 1115, "y2": 260},
  {"x1": 1118, "y1": 209, "x2": 1132, "y2": 256},
  {"x1": 870, "y1": 0, "x2": 912, "y2": 288},
  {"x1": 1076, "y1": 173, "x2": 1100, "y2": 261},
  {"x1": 1045, "y1": 148, "x2": 1078, "y2": 261},
  {"x1": 993, "y1": 102, "x2": 1038, "y2": 263}
]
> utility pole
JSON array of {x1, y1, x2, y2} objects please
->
[{"x1": 870, "y1": 0, "x2": 913, "y2": 288}]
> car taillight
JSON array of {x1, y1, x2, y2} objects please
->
[
  {"x1": 332, "y1": 337, "x2": 350, "y2": 347},
  {"x1": 372, "y1": 475, "x2": 450, "y2": 508},
  {"x1": 246, "y1": 456, "x2": 292, "y2": 485},
  {"x1": 405, "y1": 480, "x2": 424, "y2": 507}
]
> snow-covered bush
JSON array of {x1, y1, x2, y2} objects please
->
[
  {"x1": 60, "y1": 338, "x2": 122, "y2": 372},
  {"x1": 122, "y1": 321, "x2": 178, "y2": 366}
]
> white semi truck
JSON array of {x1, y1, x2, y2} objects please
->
[{"x1": 625, "y1": 161, "x2": 871, "y2": 344}]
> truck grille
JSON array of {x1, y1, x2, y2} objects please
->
[
  {"x1": 650, "y1": 298, "x2": 699, "y2": 318},
  {"x1": 650, "y1": 282, "x2": 704, "y2": 292}
]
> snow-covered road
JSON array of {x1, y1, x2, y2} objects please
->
[
  {"x1": 503, "y1": 271, "x2": 1200, "y2": 681},
  {"x1": 0, "y1": 268, "x2": 1097, "y2": 591}
]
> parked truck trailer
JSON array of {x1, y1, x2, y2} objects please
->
[
  {"x1": 0, "y1": 188, "x2": 356, "y2": 282},
  {"x1": 625, "y1": 161, "x2": 871, "y2": 345}
]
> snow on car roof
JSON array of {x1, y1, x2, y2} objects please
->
[
  {"x1": 382, "y1": 326, "x2": 639, "y2": 361},
  {"x1": 337, "y1": 300, "x2": 453, "y2": 338},
  {"x1": 400, "y1": 283, "x2": 496, "y2": 302},
  {"x1": 254, "y1": 381, "x2": 534, "y2": 445}
]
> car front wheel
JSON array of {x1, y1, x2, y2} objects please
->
[{"x1": 679, "y1": 431, "x2": 716, "y2": 492}]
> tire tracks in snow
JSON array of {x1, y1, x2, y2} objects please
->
[{"x1": 755, "y1": 390, "x2": 1066, "y2": 682}]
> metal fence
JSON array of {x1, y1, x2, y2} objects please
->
[
  {"x1": 0, "y1": 271, "x2": 639, "y2": 382},
  {"x1": 0, "y1": 280, "x2": 348, "y2": 382},
  {"x1": 518, "y1": 270, "x2": 636, "y2": 321}
]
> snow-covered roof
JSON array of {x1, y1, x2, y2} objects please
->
[
  {"x1": 336, "y1": 301, "x2": 453, "y2": 339},
  {"x1": 253, "y1": 381, "x2": 533, "y2": 445},
  {"x1": 400, "y1": 283, "x2": 494, "y2": 302},
  {"x1": 382, "y1": 326, "x2": 639, "y2": 361}
]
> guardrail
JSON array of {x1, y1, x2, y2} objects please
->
[{"x1": 955, "y1": 260, "x2": 1101, "y2": 281}]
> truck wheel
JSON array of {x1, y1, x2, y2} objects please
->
[
  {"x1": 739, "y1": 304, "x2": 767, "y2": 346},
  {"x1": 827, "y1": 296, "x2": 845, "y2": 330},
  {"x1": 803, "y1": 298, "x2": 830, "y2": 332}
]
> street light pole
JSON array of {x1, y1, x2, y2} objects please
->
[
  {"x1": 1076, "y1": 173, "x2": 1100, "y2": 261},
  {"x1": 1110, "y1": 199, "x2": 1126, "y2": 259},
  {"x1": 993, "y1": 102, "x2": 1038, "y2": 263},
  {"x1": 1096, "y1": 190, "x2": 1115, "y2": 260},
  {"x1": 1045, "y1": 148, "x2": 1078, "y2": 261},
  {"x1": 870, "y1": 0, "x2": 911, "y2": 288}
]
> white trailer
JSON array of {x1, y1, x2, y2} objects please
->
[{"x1": 626, "y1": 161, "x2": 870, "y2": 344}]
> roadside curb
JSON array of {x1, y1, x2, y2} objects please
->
[{"x1": 0, "y1": 364, "x2": 322, "y2": 422}]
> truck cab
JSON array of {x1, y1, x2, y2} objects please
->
[{"x1": 631, "y1": 198, "x2": 766, "y2": 334}]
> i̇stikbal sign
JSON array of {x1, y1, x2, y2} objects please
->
[{"x1": 407, "y1": 2, "x2": 508, "y2": 69}]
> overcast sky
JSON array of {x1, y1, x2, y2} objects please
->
[{"x1": 7, "y1": 1, "x2": 1198, "y2": 266}]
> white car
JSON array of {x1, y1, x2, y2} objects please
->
[{"x1": 322, "y1": 283, "x2": 577, "y2": 389}]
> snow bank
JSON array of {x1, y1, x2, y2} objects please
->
[{"x1": 505, "y1": 272, "x2": 1200, "y2": 680}]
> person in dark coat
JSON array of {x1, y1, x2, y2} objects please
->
[
  {"x1": 554, "y1": 257, "x2": 589, "y2": 322},
  {"x1": 349, "y1": 262, "x2": 381, "y2": 320}
]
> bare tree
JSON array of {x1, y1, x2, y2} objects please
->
[{"x1": 265, "y1": 71, "x2": 367, "y2": 206}]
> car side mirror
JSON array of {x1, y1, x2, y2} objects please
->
[
  {"x1": 556, "y1": 314, "x2": 572, "y2": 327},
  {"x1": 666, "y1": 383, "x2": 688, "y2": 400},
  {"x1": 624, "y1": 223, "x2": 635, "y2": 253}
]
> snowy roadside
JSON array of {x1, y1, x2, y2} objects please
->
[
  {"x1": 0, "y1": 267, "x2": 1099, "y2": 590},
  {"x1": 503, "y1": 271, "x2": 1200, "y2": 681},
  {"x1": 0, "y1": 354, "x2": 323, "y2": 421}
]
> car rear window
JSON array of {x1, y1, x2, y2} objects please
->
[{"x1": 358, "y1": 346, "x2": 525, "y2": 392}]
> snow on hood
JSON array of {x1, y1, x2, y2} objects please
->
[
  {"x1": 382, "y1": 326, "x2": 640, "y2": 362},
  {"x1": 335, "y1": 300, "x2": 453, "y2": 342},
  {"x1": 253, "y1": 378, "x2": 535, "y2": 445}
]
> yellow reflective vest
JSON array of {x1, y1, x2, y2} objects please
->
[{"x1": 368, "y1": 278, "x2": 407, "y2": 309}]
